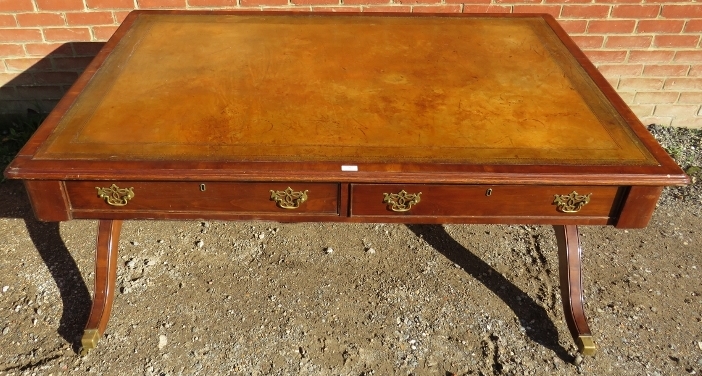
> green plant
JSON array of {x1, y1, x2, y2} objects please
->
[{"x1": 0, "y1": 112, "x2": 46, "y2": 181}]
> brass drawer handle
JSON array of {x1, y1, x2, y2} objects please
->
[
  {"x1": 553, "y1": 191, "x2": 591, "y2": 213},
  {"x1": 270, "y1": 187, "x2": 308, "y2": 209},
  {"x1": 96, "y1": 184, "x2": 135, "y2": 206},
  {"x1": 383, "y1": 190, "x2": 422, "y2": 212}
]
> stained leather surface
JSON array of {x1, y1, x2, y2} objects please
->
[{"x1": 36, "y1": 14, "x2": 657, "y2": 165}]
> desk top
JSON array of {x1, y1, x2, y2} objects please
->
[{"x1": 5, "y1": 12, "x2": 688, "y2": 185}]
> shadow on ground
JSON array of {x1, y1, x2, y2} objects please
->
[
  {"x1": 0, "y1": 181, "x2": 91, "y2": 352},
  {"x1": 407, "y1": 224, "x2": 573, "y2": 362}
]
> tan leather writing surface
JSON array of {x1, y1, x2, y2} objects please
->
[{"x1": 36, "y1": 14, "x2": 657, "y2": 166}]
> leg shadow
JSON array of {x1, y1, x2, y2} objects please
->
[
  {"x1": 1, "y1": 181, "x2": 91, "y2": 352},
  {"x1": 407, "y1": 224, "x2": 572, "y2": 362}
]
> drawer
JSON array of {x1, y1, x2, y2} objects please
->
[
  {"x1": 350, "y1": 184, "x2": 623, "y2": 217},
  {"x1": 66, "y1": 181, "x2": 339, "y2": 215}
]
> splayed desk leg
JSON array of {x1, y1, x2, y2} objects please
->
[
  {"x1": 80, "y1": 219, "x2": 122, "y2": 355},
  {"x1": 554, "y1": 225, "x2": 597, "y2": 356}
]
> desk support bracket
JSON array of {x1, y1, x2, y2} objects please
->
[
  {"x1": 80, "y1": 219, "x2": 122, "y2": 356},
  {"x1": 554, "y1": 225, "x2": 597, "y2": 356}
]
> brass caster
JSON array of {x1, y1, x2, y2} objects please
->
[
  {"x1": 80, "y1": 329, "x2": 99, "y2": 356},
  {"x1": 576, "y1": 335, "x2": 596, "y2": 356}
]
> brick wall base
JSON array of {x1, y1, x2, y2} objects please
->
[{"x1": 0, "y1": 1, "x2": 701, "y2": 128}]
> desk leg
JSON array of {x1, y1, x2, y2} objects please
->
[
  {"x1": 79, "y1": 219, "x2": 122, "y2": 355},
  {"x1": 554, "y1": 225, "x2": 597, "y2": 356}
]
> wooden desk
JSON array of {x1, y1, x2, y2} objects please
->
[{"x1": 4, "y1": 11, "x2": 689, "y2": 356}]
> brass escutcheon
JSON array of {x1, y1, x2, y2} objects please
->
[
  {"x1": 270, "y1": 187, "x2": 309, "y2": 209},
  {"x1": 96, "y1": 184, "x2": 135, "y2": 206},
  {"x1": 553, "y1": 191, "x2": 591, "y2": 213},
  {"x1": 383, "y1": 190, "x2": 422, "y2": 212}
]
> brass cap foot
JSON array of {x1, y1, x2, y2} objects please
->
[
  {"x1": 80, "y1": 329, "x2": 100, "y2": 356},
  {"x1": 576, "y1": 335, "x2": 596, "y2": 356}
]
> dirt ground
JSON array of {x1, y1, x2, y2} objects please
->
[
  {"x1": 0, "y1": 127, "x2": 701, "y2": 376},
  {"x1": 0, "y1": 179, "x2": 699, "y2": 376}
]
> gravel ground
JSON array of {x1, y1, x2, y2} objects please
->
[{"x1": 0, "y1": 125, "x2": 700, "y2": 376}]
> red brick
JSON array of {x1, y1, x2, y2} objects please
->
[
  {"x1": 446, "y1": 0, "x2": 489, "y2": 3},
  {"x1": 16, "y1": 13, "x2": 66, "y2": 27},
  {"x1": 678, "y1": 92, "x2": 702, "y2": 104},
  {"x1": 636, "y1": 20, "x2": 683, "y2": 34},
  {"x1": 611, "y1": 5, "x2": 659, "y2": 18},
  {"x1": 73, "y1": 42, "x2": 105, "y2": 56},
  {"x1": 240, "y1": 0, "x2": 287, "y2": 6},
  {"x1": 0, "y1": 28, "x2": 42, "y2": 42},
  {"x1": 496, "y1": 0, "x2": 539, "y2": 4},
  {"x1": 561, "y1": 5, "x2": 610, "y2": 18},
  {"x1": 689, "y1": 66, "x2": 702, "y2": 77},
  {"x1": 311, "y1": 6, "x2": 362, "y2": 11},
  {"x1": 633, "y1": 91, "x2": 678, "y2": 104},
  {"x1": 0, "y1": 72, "x2": 30, "y2": 86},
  {"x1": 344, "y1": 0, "x2": 388, "y2": 5},
  {"x1": 597, "y1": 64, "x2": 642, "y2": 76},
  {"x1": 605, "y1": 35, "x2": 652, "y2": 48},
  {"x1": 571, "y1": 35, "x2": 604, "y2": 49},
  {"x1": 557, "y1": 20, "x2": 587, "y2": 33},
  {"x1": 0, "y1": 0, "x2": 34, "y2": 11},
  {"x1": 671, "y1": 117, "x2": 702, "y2": 129},
  {"x1": 628, "y1": 50, "x2": 674, "y2": 63},
  {"x1": 260, "y1": 6, "x2": 310, "y2": 11},
  {"x1": 137, "y1": 0, "x2": 186, "y2": 7},
  {"x1": 686, "y1": 20, "x2": 702, "y2": 33},
  {"x1": 188, "y1": 0, "x2": 238, "y2": 5},
  {"x1": 86, "y1": 0, "x2": 136, "y2": 9},
  {"x1": 605, "y1": 77, "x2": 618, "y2": 89},
  {"x1": 0, "y1": 43, "x2": 24, "y2": 57},
  {"x1": 587, "y1": 20, "x2": 635, "y2": 34},
  {"x1": 513, "y1": 5, "x2": 561, "y2": 18},
  {"x1": 642, "y1": 64, "x2": 689, "y2": 77},
  {"x1": 52, "y1": 56, "x2": 95, "y2": 70},
  {"x1": 629, "y1": 104, "x2": 654, "y2": 118},
  {"x1": 661, "y1": 5, "x2": 702, "y2": 19},
  {"x1": 5, "y1": 58, "x2": 53, "y2": 71},
  {"x1": 544, "y1": 0, "x2": 590, "y2": 3},
  {"x1": 114, "y1": 11, "x2": 133, "y2": 23},
  {"x1": 16, "y1": 85, "x2": 66, "y2": 100},
  {"x1": 583, "y1": 50, "x2": 627, "y2": 63},
  {"x1": 654, "y1": 35, "x2": 700, "y2": 49},
  {"x1": 674, "y1": 51, "x2": 702, "y2": 63},
  {"x1": 594, "y1": 0, "x2": 639, "y2": 3},
  {"x1": 664, "y1": 78, "x2": 702, "y2": 90},
  {"x1": 292, "y1": 0, "x2": 337, "y2": 5},
  {"x1": 394, "y1": 0, "x2": 439, "y2": 5},
  {"x1": 654, "y1": 104, "x2": 701, "y2": 117},
  {"x1": 619, "y1": 77, "x2": 664, "y2": 90},
  {"x1": 66, "y1": 12, "x2": 115, "y2": 25},
  {"x1": 93, "y1": 25, "x2": 120, "y2": 40},
  {"x1": 36, "y1": 0, "x2": 86, "y2": 11},
  {"x1": 25, "y1": 42, "x2": 74, "y2": 56},
  {"x1": 362, "y1": 5, "x2": 411, "y2": 11},
  {"x1": 462, "y1": 5, "x2": 511, "y2": 13},
  {"x1": 413, "y1": 5, "x2": 462, "y2": 12},
  {"x1": 44, "y1": 28, "x2": 92, "y2": 42},
  {"x1": 33, "y1": 71, "x2": 80, "y2": 85},
  {"x1": 0, "y1": 15, "x2": 16, "y2": 27}
]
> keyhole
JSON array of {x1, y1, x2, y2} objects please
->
[
  {"x1": 486, "y1": 188, "x2": 492, "y2": 197},
  {"x1": 200, "y1": 184, "x2": 206, "y2": 192}
]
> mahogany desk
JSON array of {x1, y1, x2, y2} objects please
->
[{"x1": 4, "y1": 11, "x2": 689, "y2": 356}]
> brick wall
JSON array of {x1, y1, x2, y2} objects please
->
[{"x1": 0, "y1": 0, "x2": 700, "y2": 128}]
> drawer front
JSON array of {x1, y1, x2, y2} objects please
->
[
  {"x1": 67, "y1": 181, "x2": 339, "y2": 214},
  {"x1": 351, "y1": 184, "x2": 622, "y2": 217}
]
